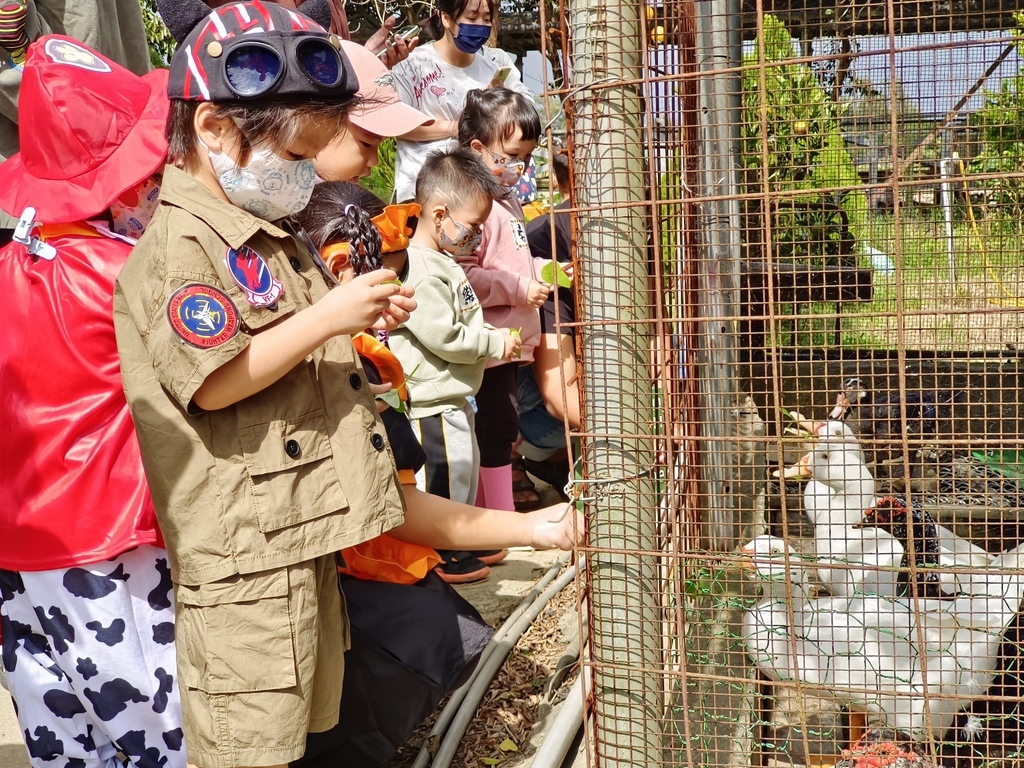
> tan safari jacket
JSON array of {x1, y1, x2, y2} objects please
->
[{"x1": 114, "y1": 166, "x2": 406, "y2": 586}]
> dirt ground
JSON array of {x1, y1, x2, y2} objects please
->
[{"x1": 0, "y1": 680, "x2": 28, "y2": 768}]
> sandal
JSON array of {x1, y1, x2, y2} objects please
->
[
  {"x1": 512, "y1": 458, "x2": 542, "y2": 512},
  {"x1": 433, "y1": 551, "x2": 490, "y2": 584},
  {"x1": 473, "y1": 549, "x2": 507, "y2": 565}
]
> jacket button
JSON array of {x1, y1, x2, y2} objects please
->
[
  {"x1": 349, "y1": 372, "x2": 362, "y2": 390},
  {"x1": 371, "y1": 434, "x2": 385, "y2": 451},
  {"x1": 290, "y1": 257, "x2": 302, "y2": 272},
  {"x1": 284, "y1": 439, "x2": 301, "y2": 459}
]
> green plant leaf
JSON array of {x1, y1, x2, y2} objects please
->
[
  {"x1": 972, "y1": 450, "x2": 1024, "y2": 481},
  {"x1": 498, "y1": 739, "x2": 519, "y2": 753},
  {"x1": 375, "y1": 389, "x2": 405, "y2": 413},
  {"x1": 540, "y1": 261, "x2": 572, "y2": 288}
]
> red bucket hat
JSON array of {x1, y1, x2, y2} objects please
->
[{"x1": 0, "y1": 36, "x2": 170, "y2": 224}]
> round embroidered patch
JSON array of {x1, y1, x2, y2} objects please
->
[
  {"x1": 167, "y1": 284, "x2": 240, "y2": 348},
  {"x1": 225, "y1": 245, "x2": 283, "y2": 308}
]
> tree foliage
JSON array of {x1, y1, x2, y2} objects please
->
[
  {"x1": 972, "y1": 17, "x2": 1024, "y2": 225},
  {"x1": 141, "y1": 0, "x2": 175, "y2": 68},
  {"x1": 741, "y1": 15, "x2": 866, "y2": 264}
]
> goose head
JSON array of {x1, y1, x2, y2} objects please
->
[
  {"x1": 739, "y1": 535, "x2": 807, "y2": 598},
  {"x1": 774, "y1": 420, "x2": 863, "y2": 481},
  {"x1": 816, "y1": 419, "x2": 863, "y2": 456},
  {"x1": 802, "y1": 441, "x2": 877, "y2": 526}
]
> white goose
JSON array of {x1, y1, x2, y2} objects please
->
[
  {"x1": 792, "y1": 436, "x2": 906, "y2": 598},
  {"x1": 740, "y1": 534, "x2": 1024, "y2": 741},
  {"x1": 788, "y1": 424, "x2": 993, "y2": 596}
]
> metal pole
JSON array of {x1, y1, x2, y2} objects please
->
[
  {"x1": 694, "y1": 0, "x2": 757, "y2": 550},
  {"x1": 681, "y1": 3, "x2": 766, "y2": 767},
  {"x1": 563, "y1": 0, "x2": 662, "y2": 761},
  {"x1": 940, "y1": 157, "x2": 957, "y2": 290}
]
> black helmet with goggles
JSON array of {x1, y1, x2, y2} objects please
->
[{"x1": 168, "y1": 1, "x2": 357, "y2": 102}]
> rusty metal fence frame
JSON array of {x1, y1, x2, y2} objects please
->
[{"x1": 540, "y1": 0, "x2": 1024, "y2": 763}]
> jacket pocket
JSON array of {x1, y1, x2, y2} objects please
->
[
  {"x1": 176, "y1": 569, "x2": 296, "y2": 693},
  {"x1": 239, "y1": 411, "x2": 349, "y2": 533}
]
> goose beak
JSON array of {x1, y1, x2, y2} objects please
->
[
  {"x1": 736, "y1": 545, "x2": 757, "y2": 572},
  {"x1": 787, "y1": 411, "x2": 819, "y2": 435},
  {"x1": 773, "y1": 453, "x2": 811, "y2": 480},
  {"x1": 829, "y1": 393, "x2": 850, "y2": 419}
]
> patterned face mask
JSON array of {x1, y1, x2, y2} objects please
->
[
  {"x1": 486, "y1": 148, "x2": 527, "y2": 188},
  {"x1": 206, "y1": 142, "x2": 317, "y2": 221},
  {"x1": 437, "y1": 207, "x2": 483, "y2": 256},
  {"x1": 110, "y1": 174, "x2": 162, "y2": 238}
]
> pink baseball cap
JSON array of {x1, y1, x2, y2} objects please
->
[{"x1": 341, "y1": 40, "x2": 433, "y2": 137}]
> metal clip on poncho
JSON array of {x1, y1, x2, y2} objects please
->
[{"x1": 13, "y1": 207, "x2": 56, "y2": 261}]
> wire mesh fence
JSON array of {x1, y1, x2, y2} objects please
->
[{"x1": 541, "y1": 0, "x2": 1024, "y2": 764}]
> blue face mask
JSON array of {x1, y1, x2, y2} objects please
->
[{"x1": 451, "y1": 22, "x2": 491, "y2": 54}]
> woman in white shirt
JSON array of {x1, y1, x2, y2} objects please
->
[{"x1": 390, "y1": 0, "x2": 533, "y2": 201}]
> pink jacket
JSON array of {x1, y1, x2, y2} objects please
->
[{"x1": 456, "y1": 195, "x2": 548, "y2": 365}]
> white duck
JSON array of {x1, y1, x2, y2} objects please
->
[
  {"x1": 740, "y1": 534, "x2": 1024, "y2": 741},
  {"x1": 783, "y1": 422, "x2": 993, "y2": 597},
  {"x1": 793, "y1": 436, "x2": 906, "y2": 598}
]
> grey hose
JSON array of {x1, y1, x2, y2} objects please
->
[
  {"x1": 429, "y1": 562, "x2": 581, "y2": 768},
  {"x1": 410, "y1": 552, "x2": 574, "y2": 768},
  {"x1": 528, "y1": 673, "x2": 586, "y2": 768}
]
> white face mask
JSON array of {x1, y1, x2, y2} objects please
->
[{"x1": 207, "y1": 142, "x2": 317, "y2": 221}]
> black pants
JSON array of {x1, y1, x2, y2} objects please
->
[
  {"x1": 474, "y1": 363, "x2": 520, "y2": 467},
  {"x1": 292, "y1": 573, "x2": 492, "y2": 768}
]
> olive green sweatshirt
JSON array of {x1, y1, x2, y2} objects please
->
[{"x1": 389, "y1": 244, "x2": 506, "y2": 419}]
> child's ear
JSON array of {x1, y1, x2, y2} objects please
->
[
  {"x1": 428, "y1": 203, "x2": 447, "y2": 225},
  {"x1": 194, "y1": 104, "x2": 239, "y2": 157},
  {"x1": 469, "y1": 138, "x2": 486, "y2": 155}
]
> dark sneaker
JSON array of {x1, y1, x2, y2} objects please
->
[
  {"x1": 472, "y1": 549, "x2": 507, "y2": 566},
  {"x1": 434, "y1": 550, "x2": 491, "y2": 584}
]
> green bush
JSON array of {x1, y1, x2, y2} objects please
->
[
  {"x1": 740, "y1": 15, "x2": 865, "y2": 265},
  {"x1": 972, "y1": 71, "x2": 1024, "y2": 225}
]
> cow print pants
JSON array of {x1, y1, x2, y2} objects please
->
[{"x1": 1, "y1": 545, "x2": 187, "y2": 768}]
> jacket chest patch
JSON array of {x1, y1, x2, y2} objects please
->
[{"x1": 510, "y1": 219, "x2": 529, "y2": 249}]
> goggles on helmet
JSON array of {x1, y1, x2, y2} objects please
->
[
  {"x1": 169, "y1": 2, "x2": 358, "y2": 102},
  {"x1": 220, "y1": 35, "x2": 345, "y2": 98}
]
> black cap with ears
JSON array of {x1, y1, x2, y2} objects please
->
[
  {"x1": 166, "y1": 2, "x2": 357, "y2": 103},
  {"x1": 158, "y1": 0, "x2": 333, "y2": 44}
]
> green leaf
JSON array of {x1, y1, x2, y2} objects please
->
[
  {"x1": 540, "y1": 261, "x2": 572, "y2": 288},
  {"x1": 972, "y1": 450, "x2": 1024, "y2": 481},
  {"x1": 375, "y1": 389, "x2": 405, "y2": 413},
  {"x1": 481, "y1": 758, "x2": 502, "y2": 766},
  {"x1": 498, "y1": 739, "x2": 519, "y2": 753}
]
